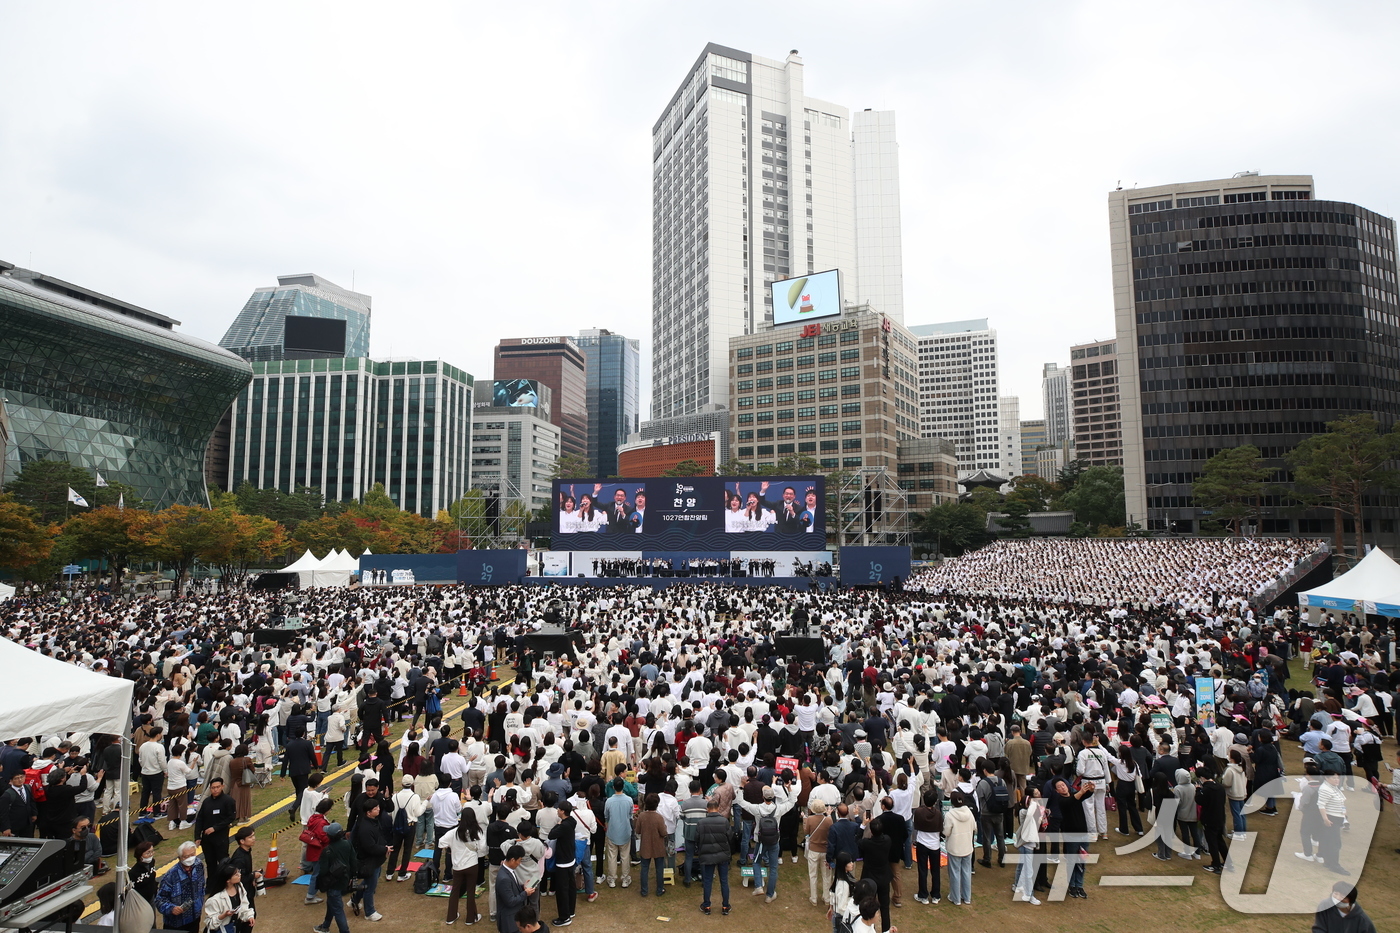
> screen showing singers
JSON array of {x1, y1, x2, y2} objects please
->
[
  {"x1": 722, "y1": 480, "x2": 820, "y2": 534},
  {"x1": 556, "y1": 481, "x2": 650, "y2": 534}
]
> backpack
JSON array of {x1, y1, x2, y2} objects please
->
[
  {"x1": 22, "y1": 769, "x2": 47, "y2": 803},
  {"x1": 757, "y1": 812, "x2": 780, "y2": 846},
  {"x1": 392, "y1": 802, "x2": 410, "y2": 839},
  {"x1": 412, "y1": 862, "x2": 438, "y2": 895},
  {"x1": 832, "y1": 906, "x2": 856, "y2": 933},
  {"x1": 985, "y1": 778, "x2": 1010, "y2": 814}
]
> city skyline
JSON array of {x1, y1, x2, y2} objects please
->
[{"x1": 3, "y1": 5, "x2": 1400, "y2": 420}]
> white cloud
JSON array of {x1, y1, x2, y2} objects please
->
[{"x1": 2, "y1": 1, "x2": 1398, "y2": 419}]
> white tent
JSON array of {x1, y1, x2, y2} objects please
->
[
  {"x1": 0, "y1": 637, "x2": 139, "y2": 925},
  {"x1": 0, "y1": 636, "x2": 133, "y2": 740},
  {"x1": 1298, "y1": 546, "x2": 1400, "y2": 612},
  {"x1": 284, "y1": 549, "x2": 328, "y2": 588},
  {"x1": 0, "y1": 582, "x2": 14, "y2": 602},
  {"x1": 308, "y1": 549, "x2": 355, "y2": 588}
]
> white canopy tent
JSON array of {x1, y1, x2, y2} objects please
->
[
  {"x1": 1298, "y1": 546, "x2": 1400, "y2": 612},
  {"x1": 309, "y1": 549, "x2": 356, "y2": 588},
  {"x1": 0, "y1": 637, "x2": 142, "y2": 927},
  {"x1": 283, "y1": 549, "x2": 328, "y2": 588},
  {"x1": 0, "y1": 581, "x2": 14, "y2": 602}
]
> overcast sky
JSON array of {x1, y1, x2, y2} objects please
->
[{"x1": 4, "y1": 2, "x2": 1399, "y2": 420}]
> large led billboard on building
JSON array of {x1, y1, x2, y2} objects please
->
[
  {"x1": 493, "y1": 378, "x2": 541, "y2": 408},
  {"x1": 771, "y1": 269, "x2": 841, "y2": 327},
  {"x1": 552, "y1": 476, "x2": 825, "y2": 551}
]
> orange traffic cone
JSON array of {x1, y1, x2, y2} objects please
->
[
  {"x1": 264, "y1": 836, "x2": 280, "y2": 881},
  {"x1": 458, "y1": 680, "x2": 467, "y2": 697},
  {"x1": 313, "y1": 741, "x2": 323, "y2": 767}
]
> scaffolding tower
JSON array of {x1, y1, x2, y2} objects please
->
[{"x1": 836, "y1": 467, "x2": 910, "y2": 548}]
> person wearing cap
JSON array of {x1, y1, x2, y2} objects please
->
[
  {"x1": 313, "y1": 822, "x2": 354, "y2": 933},
  {"x1": 388, "y1": 774, "x2": 424, "y2": 882},
  {"x1": 802, "y1": 798, "x2": 833, "y2": 905}
]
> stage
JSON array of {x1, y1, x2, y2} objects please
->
[{"x1": 523, "y1": 575, "x2": 840, "y2": 591}]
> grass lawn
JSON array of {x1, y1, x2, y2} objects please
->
[{"x1": 89, "y1": 667, "x2": 1400, "y2": 931}]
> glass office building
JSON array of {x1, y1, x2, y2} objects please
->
[
  {"x1": 1112, "y1": 175, "x2": 1400, "y2": 536},
  {"x1": 220, "y1": 273, "x2": 371, "y2": 362},
  {"x1": 226, "y1": 358, "x2": 473, "y2": 518},
  {"x1": 0, "y1": 262, "x2": 253, "y2": 507},
  {"x1": 575, "y1": 328, "x2": 640, "y2": 477}
]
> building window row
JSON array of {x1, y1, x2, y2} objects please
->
[
  {"x1": 1144, "y1": 420, "x2": 1328, "y2": 438},
  {"x1": 1139, "y1": 349, "x2": 1352, "y2": 368}
]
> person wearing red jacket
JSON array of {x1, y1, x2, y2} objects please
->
[{"x1": 301, "y1": 797, "x2": 333, "y2": 905}]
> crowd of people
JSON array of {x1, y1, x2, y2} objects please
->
[
  {"x1": 0, "y1": 535, "x2": 1393, "y2": 933},
  {"x1": 913, "y1": 538, "x2": 1322, "y2": 610}
]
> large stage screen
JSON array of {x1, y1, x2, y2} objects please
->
[{"x1": 552, "y1": 476, "x2": 825, "y2": 551}]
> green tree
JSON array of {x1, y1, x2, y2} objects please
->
[
  {"x1": 997, "y1": 499, "x2": 1033, "y2": 538},
  {"x1": 4, "y1": 460, "x2": 146, "y2": 524},
  {"x1": 1061, "y1": 465, "x2": 1125, "y2": 531},
  {"x1": 5, "y1": 460, "x2": 100, "y2": 525},
  {"x1": 1057, "y1": 459, "x2": 1088, "y2": 494},
  {"x1": 662, "y1": 459, "x2": 711, "y2": 477},
  {"x1": 771, "y1": 455, "x2": 824, "y2": 475},
  {"x1": 1289, "y1": 414, "x2": 1400, "y2": 555},
  {"x1": 1005, "y1": 474, "x2": 1058, "y2": 513},
  {"x1": 715, "y1": 459, "x2": 754, "y2": 477},
  {"x1": 233, "y1": 483, "x2": 327, "y2": 530},
  {"x1": 921, "y1": 501, "x2": 994, "y2": 556},
  {"x1": 1192, "y1": 446, "x2": 1272, "y2": 536},
  {"x1": 550, "y1": 453, "x2": 593, "y2": 480},
  {"x1": 57, "y1": 506, "x2": 151, "y2": 591},
  {"x1": 198, "y1": 507, "x2": 288, "y2": 589},
  {"x1": 0, "y1": 494, "x2": 54, "y2": 573},
  {"x1": 142, "y1": 504, "x2": 219, "y2": 595}
]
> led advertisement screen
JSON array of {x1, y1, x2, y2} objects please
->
[
  {"x1": 771, "y1": 269, "x2": 841, "y2": 327},
  {"x1": 493, "y1": 378, "x2": 541, "y2": 408},
  {"x1": 552, "y1": 476, "x2": 825, "y2": 551}
]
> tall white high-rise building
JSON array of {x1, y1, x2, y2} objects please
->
[
  {"x1": 911, "y1": 319, "x2": 1009, "y2": 477},
  {"x1": 650, "y1": 43, "x2": 903, "y2": 421},
  {"x1": 999, "y1": 396, "x2": 1022, "y2": 477},
  {"x1": 1042, "y1": 362, "x2": 1070, "y2": 445}
]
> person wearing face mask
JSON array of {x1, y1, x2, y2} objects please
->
[
  {"x1": 130, "y1": 840, "x2": 159, "y2": 906},
  {"x1": 1312, "y1": 882, "x2": 1377, "y2": 933},
  {"x1": 154, "y1": 841, "x2": 206, "y2": 932}
]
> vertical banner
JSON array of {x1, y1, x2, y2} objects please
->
[
  {"x1": 541, "y1": 552, "x2": 571, "y2": 577},
  {"x1": 1194, "y1": 678, "x2": 1216, "y2": 730}
]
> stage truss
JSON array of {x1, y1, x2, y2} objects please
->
[{"x1": 836, "y1": 467, "x2": 910, "y2": 548}]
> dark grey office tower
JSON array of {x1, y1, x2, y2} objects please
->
[
  {"x1": 1111, "y1": 174, "x2": 1400, "y2": 538},
  {"x1": 576, "y1": 328, "x2": 640, "y2": 477}
]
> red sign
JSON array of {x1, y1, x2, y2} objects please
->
[
  {"x1": 881, "y1": 318, "x2": 892, "y2": 332},
  {"x1": 800, "y1": 324, "x2": 821, "y2": 338},
  {"x1": 775, "y1": 756, "x2": 799, "y2": 776}
]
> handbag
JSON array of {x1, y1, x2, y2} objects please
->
[
  {"x1": 299, "y1": 826, "x2": 319, "y2": 845},
  {"x1": 240, "y1": 766, "x2": 253, "y2": 787}
]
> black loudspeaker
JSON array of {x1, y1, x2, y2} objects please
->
[
  {"x1": 776, "y1": 636, "x2": 825, "y2": 663},
  {"x1": 733, "y1": 568, "x2": 747, "y2": 577},
  {"x1": 578, "y1": 573, "x2": 586, "y2": 578}
]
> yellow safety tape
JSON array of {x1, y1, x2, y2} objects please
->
[{"x1": 81, "y1": 669, "x2": 516, "y2": 917}]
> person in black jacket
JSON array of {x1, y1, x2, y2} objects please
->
[
  {"x1": 0, "y1": 771, "x2": 38, "y2": 838},
  {"x1": 358, "y1": 690, "x2": 387, "y2": 751},
  {"x1": 693, "y1": 798, "x2": 733, "y2": 916},
  {"x1": 194, "y1": 779, "x2": 236, "y2": 891},
  {"x1": 1197, "y1": 771, "x2": 1230, "y2": 873},
  {"x1": 496, "y1": 845, "x2": 533, "y2": 933},
  {"x1": 228, "y1": 826, "x2": 261, "y2": 923},
  {"x1": 859, "y1": 818, "x2": 894, "y2": 931},
  {"x1": 349, "y1": 801, "x2": 388, "y2": 921},
  {"x1": 283, "y1": 735, "x2": 317, "y2": 819},
  {"x1": 548, "y1": 803, "x2": 578, "y2": 926},
  {"x1": 131, "y1": 840, "x2": 159, "y2": 906}
]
